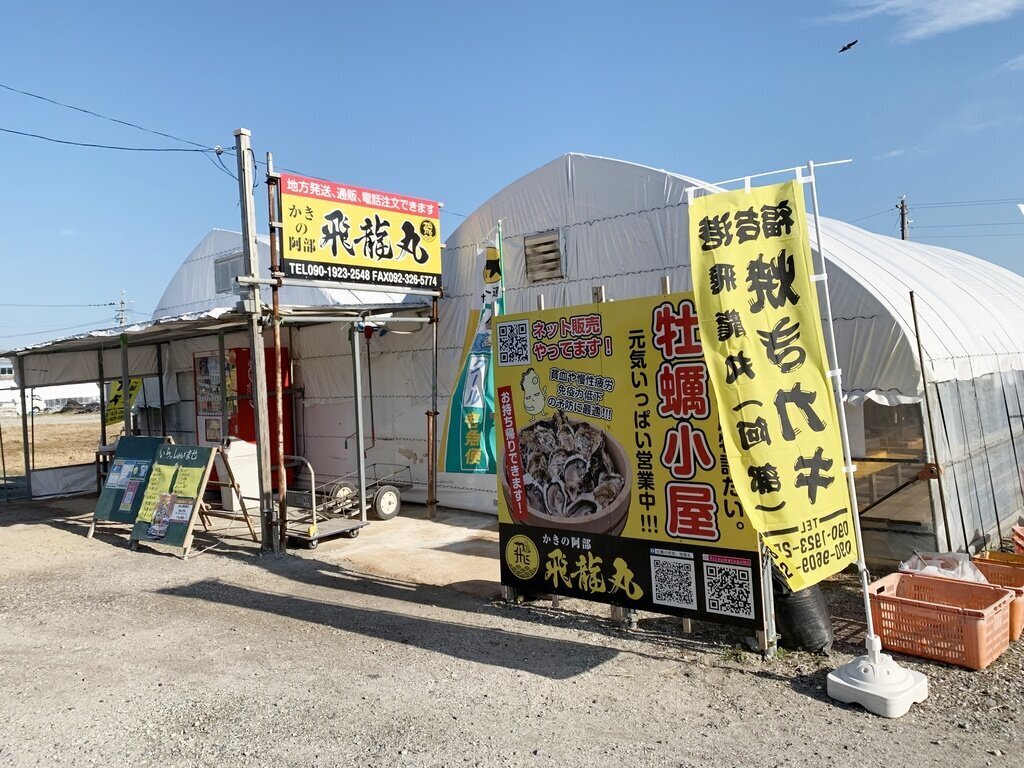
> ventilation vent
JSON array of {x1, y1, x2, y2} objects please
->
[
  {"x1": 214, "y1": 253, "x2": 245, "y2": 295},
  {"x1": 523, "y1": 230, "x2": 563, "y2": 283}
]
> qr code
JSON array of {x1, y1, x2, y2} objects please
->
[
  {"x1": 703, "y1": 562, "x2": 755, "y2": 619},
  {"x1": 650, "y1": 555, "x2": 697, "y2": 610},
  {"x1": 497, "y1": 320, "x2": 530, "y2": 366}
]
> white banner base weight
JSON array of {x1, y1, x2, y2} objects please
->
[{"x1": 827, "y1": 636, "x2": 928, "y2": 718}]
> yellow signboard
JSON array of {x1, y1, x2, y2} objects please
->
[
  {"x1": 494, "y1": 294, "x2": 765, "y2": 628},
  {"x1": 105, "y1": 378, "x2": 142, "y2": 426},
  {"x1": 279, "y1": 173, "x2": 441, "y2": 293},
  {"x1": 689, "y1": 179, "x2": 858, "y2": 590}
]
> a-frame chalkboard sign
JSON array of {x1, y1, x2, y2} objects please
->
[
  {"x1": 129, "y1": 443, "x2": 217, "y2": 558},
  {"x1": 89, "y1": 436, "x2": 169, "y2": 538}
]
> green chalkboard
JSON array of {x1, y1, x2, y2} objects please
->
[
  {"x1": 93, "y1": 436, "x2": 168, "y2": 525},
  {"x1": 130, "y1": 444, "x2": 216, "y2": 556}
]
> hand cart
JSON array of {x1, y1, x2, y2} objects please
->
[{"x1": 282, "y1": 457, "x2": 412, "y2": 549}]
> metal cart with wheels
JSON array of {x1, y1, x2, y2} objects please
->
[{"x1": 281, "y1": 457, "x2": 412, "y2": 549}]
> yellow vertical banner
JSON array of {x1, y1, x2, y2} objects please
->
[
  {"x1": 689, "y1": 180, "x2": 858, "y2": 590},
  {"x1": 105, "y1": 377, "x2": 143, "y2": 426}
]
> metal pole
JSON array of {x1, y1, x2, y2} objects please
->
[
  {"x1": 218, "y1": 333, "x2": 228, "y2": 441},
  {"x1": 0, "y1": 416, "x2": 7, "y2": 494},
  {"x1": 806, "y1": 161, "x2": 875, "y2": 644},
  {"x1": 909, "y1": 291, "x2": 952, "y2": 551},
  {"x1": 17, "y1": 357, "x2": 31, "y2": 499},
  {"x1": 426, "y1": 296, "x2": 439, "y2": 519},
  {"x1": 235, "y1": 127, "x2": 277, "y2": 552},
  {"x1": 267, "y1": 152, "x2": 289, "y2": 550},
  {"x1": 120, "y1": 333, "x2": 131, "y2": 436},
  {"x1": 157, "y1": 342, "x2": 167, "y2": 437},
  {"x1": 98, "y1": 349, "x2": 107, "y2": 447},
  {"x1": 141, "y1": 370, "x2": 151, "y2": 436},
  {"x1": 351, "y1": 324, "x2": 368, "y2": 523}
]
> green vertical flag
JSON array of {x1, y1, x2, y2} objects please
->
[{"x1": 443, "y1": 225, "x2": 503, "y2": 473}]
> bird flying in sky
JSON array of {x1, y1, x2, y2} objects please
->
[{"x1": 839, "y1": 39, "x2": 858, "y2": 53}]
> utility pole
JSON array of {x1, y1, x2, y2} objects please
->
[
  {"x1": 898, "y1": 195, "x2": 910, "y2": 241},
  {"x1": 115, "y1": 290, "x2": 130, "y2": 326},
  {"x1": 235, "y1": 128, "x2": 278, "y2": 553}
]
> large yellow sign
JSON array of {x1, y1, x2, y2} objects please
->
[
  {"x1": 689, "y1": 179, "x2": 858, "y2": 590},
  {"x1": 494, "y1": 294, "x2": 765, "y2": 628},
  {"x1": 280, "y1": 173, "x2": 441, "y2": 293}
]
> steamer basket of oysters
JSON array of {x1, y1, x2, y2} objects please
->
[{"x1": 501, "y1": 410, "x2": 632, "y2": 535}]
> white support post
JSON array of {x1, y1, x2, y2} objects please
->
[{"x1": 806, "y1": 161, "x2": 928, "y2": 717}]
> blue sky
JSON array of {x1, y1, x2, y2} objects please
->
[{"x1": 1, "y1": 1, "x2": 1022, "y2": 347}]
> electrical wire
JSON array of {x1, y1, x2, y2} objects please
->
[
  {"x1": 912, "y1": 197, "x2": 1024, "y2": 209},
  {"x1": 0, "y1": 319, "x2": 119, "y2": 340},
  {"x1": 0, "y1": 301, "x2": 116, "y2": 308},
  {"x1": 910, "y1": 222, "x2": 1024, "y2": 229},
  {"x1": 203, "y1": 151, "x2": 237, "y2": 181},
  {"x1": 0, "y1": 126, "x2": 215, "y2": 153},
  {"x1": 913, "y1": 233, "x2": 1024, "y2": 239},
  {"x1": 849, "y1": 207, "x2": 894, "y2": 223},
  {"x1": 0, "y1": 81, "x2": 210, "y2": 150}
]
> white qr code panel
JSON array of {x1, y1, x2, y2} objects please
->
[
  {"x1": 650, "y1": 555, "x2": 697, "y2": 610},
  {"x1": 703, "y1": 562, "x2": 755, "y2": 620},
  {"x1": 496, "y1": 320, "x2": 530, "y2": 367}
]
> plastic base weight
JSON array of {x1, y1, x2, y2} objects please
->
[{"x1": 827, "y1": 636, "x2": 928, "y2": 718}]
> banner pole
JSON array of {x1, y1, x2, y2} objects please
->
[
  {"x1": 808, "y1": 161, "x2": 928, "y2": 717},
  {"x1": 803, "y1": 162, "x2": 873, "y2": 639}
]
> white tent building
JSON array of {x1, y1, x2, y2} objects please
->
[
  {"x1": 427, "y1": 154, "x2": 1024, "y2": 566},
  {"x1": 6, "y1": 155, "x2": 1023, "y2": 568}
]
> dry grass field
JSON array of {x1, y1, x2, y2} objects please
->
[{"x1": 0, "y1": 412, "x2": 106, "y2": 476}]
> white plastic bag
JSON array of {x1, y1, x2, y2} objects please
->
[{"x1": 898, "y1": 552, "x2": 989, "y2": 584}]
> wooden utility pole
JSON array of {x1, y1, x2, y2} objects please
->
[{"x1": 898, "y1": 195, "x2": 910, "y2": 241}]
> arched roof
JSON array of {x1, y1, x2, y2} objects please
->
[
  {"x1": 440, "y1": 153, "x2": 1024, "y2": 404},
  {"x1": 153, "y1": 229, "x2": 416, "y2": 320}
]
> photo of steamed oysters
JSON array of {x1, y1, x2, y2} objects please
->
[{"x1": 518, "y1": 411, "x2": 626, "y2": 518}]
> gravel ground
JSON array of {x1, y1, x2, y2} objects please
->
[{"x1": 0, "y1": 499, "x2": 1021, "y2": 768}]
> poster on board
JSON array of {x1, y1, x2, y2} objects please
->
[
  {"x1": 94, "y1": 436, "x2": 168, "y2": 525},
  {"x1": 130, "y1": 444, "x2": 215, "y2": 556},
  {"x1": 494, "y1": 293, "x2": 766, "y2": 629}
]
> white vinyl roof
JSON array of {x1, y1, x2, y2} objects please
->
[
  {"x1": 153, "y1": 228, "x2": 417, "y2": 320},
  {"x1": 440, "y1": 153, "x2": 1024, "y2": 405}
]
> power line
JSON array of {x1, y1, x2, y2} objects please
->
[
  {"x1": 0, "y1": 319, "x2": 118, "y2": 340},
  {"x1": 910, "y1": 222, "x2": 1024, "y2": 229},
  {"x1": 914, "y1": 233, "x2": 1024, "y2": 239},
  {"x1": 849, "y1": 207, "x2": 894, "y2": 223},
  {"x1": 0, "y1": 126, "x2": 215, "y2": 153},
  {"x1": 0, "y1": 81, "x2": 210, "y2": 150},
  {"x1": 912, "y1": 197, "x2": 1024, "y2": 209},
  {"x1": 0, "y1": 301, "x2": 116, "y2": 308}
]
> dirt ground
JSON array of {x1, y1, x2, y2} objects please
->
[
  {"x1": 1, "y1": 490, "x2": 1021, "y2": 768},
  {"x1": 0, "y1": 412, "x2": 105, "y2": 475}
]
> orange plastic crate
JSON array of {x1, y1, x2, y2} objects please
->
[
  {"x1": 975, "y1": 550, "x2": 1024, "y2": 566},
  {"x1": 1013, "y1": 524, "x2": 1024, "y2": 555},
  {"x1": 868, "y1": 572, "x2": 1013, "y2": 670},
  {"x1": 971, "y1": 557, "x2": 1024, "y2": 641}
]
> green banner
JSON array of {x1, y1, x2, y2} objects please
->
[{"x1": 443, "y1": 233, "x2": 503, "y2": 474}]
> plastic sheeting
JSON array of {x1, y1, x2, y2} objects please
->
[
  {"x1": 152, "y1": 229, "x2": 417, "y2": 319},
  {"x1": 429, "y1": 153, "x2": 1024, "y2": 514},
  {"x1": 29, "y1": 464, "x2": 95, "y2": 498}
]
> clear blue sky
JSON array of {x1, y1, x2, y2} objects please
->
[{"x1": 2, "y1": 1, "x2": 1022, "y2": 347}]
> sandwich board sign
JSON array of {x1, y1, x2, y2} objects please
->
[{"x1": 129, "y1": 444, "x2": 216, "y2": 558}]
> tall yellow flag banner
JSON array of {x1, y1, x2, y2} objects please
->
[{"x1": 689, "y1": 180, "x2": 858, "y2": 590}]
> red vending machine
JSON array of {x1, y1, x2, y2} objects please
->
[{"x1": 194, "y1": 347, "x2": 294, "y2": 488}]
